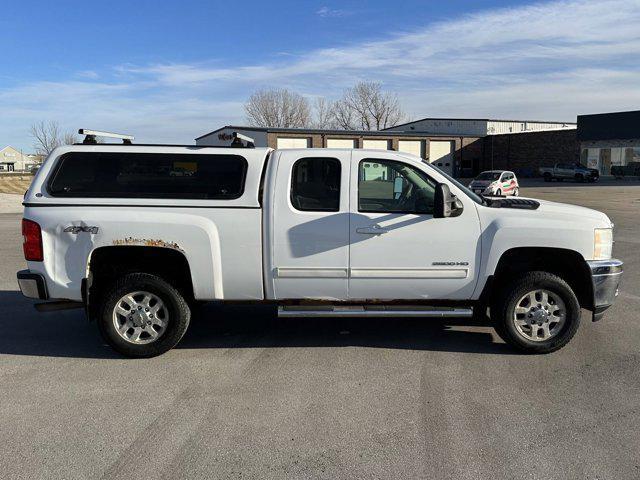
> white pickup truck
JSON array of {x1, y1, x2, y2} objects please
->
[{"x1": 17, "y1": 132, "x2": 623, "y2": 357}]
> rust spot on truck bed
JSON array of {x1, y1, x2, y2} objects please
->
[{"x1": 112, "y1": 237, "x2": 183, "y2": 251}]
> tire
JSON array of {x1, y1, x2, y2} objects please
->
[
  {"x1": 491, "y1": 271, "x2": 581, "y2": 354},
  {"x1": 97, "y1": 273, "x2": 191, "y2": 357},
  {"x1": 575, "y1": 174, "x2": 584, "y2": 183},
  {"x1": 513, "y1": 187, "x2": 519, "y2": 196},
  {"x1": 543, "y1": 173, "x2": 552, "y2": 182},
  {"x1": 495, "y1": 189, "x2": 502, "y2": 196}
]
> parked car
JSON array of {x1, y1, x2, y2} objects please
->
[
  {"x1": 539, "y1": 163, "x2": 599, "y2": 182},
  {"x1": 17, "y1": 133, "x2": 623, "y2": 357},
  {"x1": 468, "y1": 170, "x2": 519, "y2": 196}
]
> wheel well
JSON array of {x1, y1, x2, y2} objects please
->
[
  {"x1": 488, "y1": 247, "x2": 593, "y2": 310},
  {"x1": 88, "y1": 246, "x2": 194, "y2": 303}
]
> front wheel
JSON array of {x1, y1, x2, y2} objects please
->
[
  {"x1": 97, "y1": 273, "x2": 191, "y2": 357},
  {"x1": 491, "y1": 272, "x2": 581, "y2": 353}
]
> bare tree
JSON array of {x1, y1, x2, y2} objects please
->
[
  {"x1": 30, "y1": 121, "x2": 78, "y2": 156},
  {"x1": 244, "y1": 89, "x2": 311, "y2": 128},
  {"x1": 333, "y1": 82, "x2": 406, "y2": 130},
  {"x1": 312, "y1": 97, "x2": 336, "y2": 129},
  {"x1": 63, "y1": 132, "x2": 80, "y2": 145}
]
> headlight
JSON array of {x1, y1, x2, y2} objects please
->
[{"x1": 594, "y1": 228, "x2": 613, "y2": 260}]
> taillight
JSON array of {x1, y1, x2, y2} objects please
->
[{"x1": 22, "y1": 219, "x2": 43, "y2": 261}]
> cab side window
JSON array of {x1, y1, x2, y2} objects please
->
[
  {"x1": 358, "y1": 159, "x2": 436, "y2": 214},
  {"x1": 290, "y1": 157, "x2": 341, "y2": 212}
]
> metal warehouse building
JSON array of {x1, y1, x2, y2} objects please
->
[{"x1": 196, "y1": 118, "x2": 576, "y2": 178}]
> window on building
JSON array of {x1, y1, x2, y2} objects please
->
[
  {"x1": 358, "y1": 159, "x2": 436, "y2": 214},
  {"x1": 48, "y1": 152, "x2": 248, "y2": 199},
  {"x1": 290, "y1": 157, "x2": 341, "y2": 211}
]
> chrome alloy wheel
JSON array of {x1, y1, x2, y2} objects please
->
[
  {"x1": 513, "y1": 289, "x2": 566, "y2": 342},
  {"x1": 112, "y1": 291, "x2": 169, "y2": 344}
]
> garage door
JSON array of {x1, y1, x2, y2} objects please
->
[
  {"x1": 326, "y1": 138, "x2": 357, "y2": 148},
  {"x1": 276, "y1": 137, "x2": 310, "y2": 149},
  {"x1": 362, "y1": 139, "x2": 390, "y2": 150},
  {"x1": 429, "y1": 141, "x2": 454, "y2": 175},
  {"x1": 398, "y1": 140, "x2": 422, "y2": 158}
]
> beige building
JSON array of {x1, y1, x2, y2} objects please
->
[
  {"x1": 196, "y1": 118, "x2": 577, "y2": 178},
  {"x1": 0, "y1": 146, "x2": 42, "y2": 172},
  {"x1": 195, "y1": 126, "x2": 480, "y2": 177}
]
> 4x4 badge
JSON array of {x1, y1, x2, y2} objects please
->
[{"x1": 64, "y1": 226, "x2": 99, "y2": 234}]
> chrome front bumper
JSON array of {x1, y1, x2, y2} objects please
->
[{"x1": 587, "y1": 259, "x2": 623, "y2": 321}]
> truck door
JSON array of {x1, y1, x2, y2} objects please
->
[
  {"x1": 267, "y1": 150, "x2": 351, "y2": 299},
  {"x1": 348, "y1": 152, "x2": 481, "y2": 300}
]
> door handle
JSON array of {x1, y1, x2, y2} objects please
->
[{"x1": 356, "y1": 225, "x2": 389, "y2": 235}]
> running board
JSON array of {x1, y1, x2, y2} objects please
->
[{"x1": 277, "y1": 306, "x2": 473, "y2": 318}]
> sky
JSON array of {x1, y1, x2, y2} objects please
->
[{"x1": 1, "y1": 0, "x2": 639, "y2": 151}]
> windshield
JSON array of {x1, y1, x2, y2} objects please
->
[
  {"x1": 427, "y1": 163, "x2": 484, "y2": 205},
  {"x1": 475, "y1": 171, "x2": 501, "y2": 181}
]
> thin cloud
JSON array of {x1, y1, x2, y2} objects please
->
[
  {"x1": 77, "y1": 70, "x2": 99, "y2": 79},
  {"x1": 316, "y1": 6, "x2": 350, "y2": 18},
  {"x1": 2, "y1": 0, "x2": 640, "y2": 149}
]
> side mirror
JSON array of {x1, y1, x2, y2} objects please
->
[{"x1": 434, "y1": 183, "x2": 463, "y2": 218}]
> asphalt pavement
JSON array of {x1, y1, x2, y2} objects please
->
[{"x1": 0, "y1": 182, "x2": 638, "y2": 479}]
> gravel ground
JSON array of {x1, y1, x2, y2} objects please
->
[
  {"x1": 0, "y1": 181, "x2": 638, "y2": 479},
  {"x1": 0, "y1": 193, "x2": 23, "y2": 214}
]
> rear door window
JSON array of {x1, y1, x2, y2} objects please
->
[
  {"x1": 290, "y1": 157, "x2": 341, "y2": 211},
  {"x1": 47, "y1": 152, "x2": 248, "y2": 199}
]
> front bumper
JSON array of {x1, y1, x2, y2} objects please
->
[
  {"x1": 469, "y1": 185, "x2": 492, "y2": 195},
  {"x1": 587, "y1": 259, "x2": 623, "y2": 321},
  {"x1": 17, "y1": 270, "x2": 48, "y2": 300}
]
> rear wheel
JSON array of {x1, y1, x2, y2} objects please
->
[
  {"x1": 575, "y1": 174, "x2": 584, "y2": 183},
  {"x1": 513, "y1": 187, "x2": 519, "y2": 196},
  {"x1": 543, "y1": 173, "x2": 552, "y2": 182},
  {"x1": 97, "y1": 273, "x2": 191, "y2": 357},
  {"x1": 491, "y1": 272, "x2": 580, "y2": 353},
  {"x1": 495, "y1": 188, "x2": 502, "y2": 196}
]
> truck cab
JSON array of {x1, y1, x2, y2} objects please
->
[{"x1": 17, "y1": 132, "x2": 623, "y2": 357}]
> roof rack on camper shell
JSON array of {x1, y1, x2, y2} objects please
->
[
  {"x1": 76, "y1": 129, "x2": 255, "y2": 148},
  {"x1": 79, "y1": 129, "x2": 134, "y2": 145}
]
